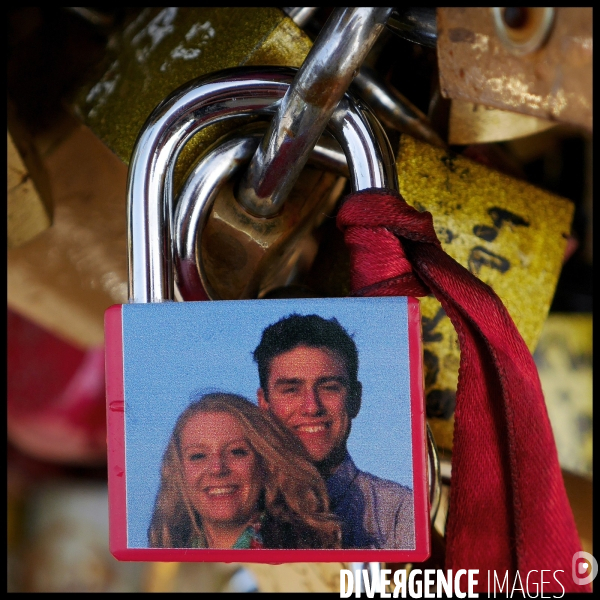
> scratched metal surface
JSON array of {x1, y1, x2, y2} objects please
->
[
  {"x1": 436, "y1": 7, "x2": 592, "y2": 130},
  {"x1": 396, "y1": 135, "x2": 574, "y2": 450},
  {"x1": 73, "y1": 7, "x2": 312, "y2": 190}
]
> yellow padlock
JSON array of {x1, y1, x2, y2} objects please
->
[
  {"x1": 396, "y1": 136, "x2": 573, "y2": 450},
  {"x1": 74, "y1": 7, "x2": 313, "y2": 187}
]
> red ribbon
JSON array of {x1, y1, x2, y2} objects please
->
[{"x1": 337, "y1": 189, "x2": 586, "y2": 593}]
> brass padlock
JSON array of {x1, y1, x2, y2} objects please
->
[
  {"x1": 74, "y1": 7, "x2": 315, "y2": 186},
  {"x1": 177, "y1": 123, "x2": 345, "y2": 300}
]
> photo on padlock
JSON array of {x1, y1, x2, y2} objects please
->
[
  {"x1": 105, "y1": 297, "x2": 429, "y2": 562},
  {"x1": 105, "y1": 65, "x2": 431, "y2": 562}
]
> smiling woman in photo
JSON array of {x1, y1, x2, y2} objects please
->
[{"x1": 148, "y1": 392, "x2": 341, "y2": 549}]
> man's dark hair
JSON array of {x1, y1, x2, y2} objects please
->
[{"x1": 253, "y1": 313, "x2": 359, "y2": 391}]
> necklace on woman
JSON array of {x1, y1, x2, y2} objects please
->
[{"x1": 232, "y1": 514, "x2": 265, "y2": 550}]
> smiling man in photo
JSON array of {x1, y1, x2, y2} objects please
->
[{"x1": 253, "y1": 313, "x2": 415, "y2": 550}]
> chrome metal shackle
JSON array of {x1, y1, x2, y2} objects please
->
[
  {"x1": 171, "y1": 73, "x2": 396, "y2": 302},
  {"x1": 174, "y1": 125, "x2": 347, "y2": 302},
  {"x1": 237, "y1": 7, "x2": 394, "y2": 218},
  {"x1": 127, "y1": 66, "x2": 397, "y2": 304}
]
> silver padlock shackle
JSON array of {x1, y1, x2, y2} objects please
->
[
  {"x1": 128, "y1": 66, "x2": 397, "y2": 304},
  {"x1": 173, "y1": 127, "x2": 272, "y2": 302},
  {"x1": 237, "y1": 7, "x2": 394, "y2": 217},
  {"x1": 174, "y1": 125, "x2": 345, "y2": 301},
  {"x1": 174, "y1": 98, "x2": 396, "y2": 302}
]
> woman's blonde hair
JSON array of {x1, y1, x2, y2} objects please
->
[{"x1": 148, "y1": 392, "x2": 341, "y2": 549}]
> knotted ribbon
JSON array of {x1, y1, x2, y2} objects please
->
[{"x1": 337, "y1": 188, "x2": 586, "y2": 593}]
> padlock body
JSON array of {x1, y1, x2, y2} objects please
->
[
  {"x1": 105, "y1": 297, "x2": 429, "y2": 562},
  {"x1": 202, "y1": 166, "x2": 345, "y2": 300}
]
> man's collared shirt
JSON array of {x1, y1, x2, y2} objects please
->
[{"x1": 326, "y1": 453, "x2": 415, "y2": 549}]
